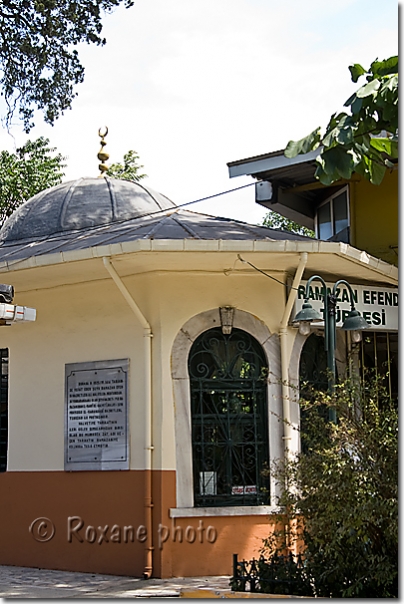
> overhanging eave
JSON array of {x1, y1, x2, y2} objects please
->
[{"x1": 0, "y1": 239, "x2": 397, "y2": 295}]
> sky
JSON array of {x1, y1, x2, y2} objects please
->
[{"x1": 0, "y1": 0, "x2": 398, "y2": 225}]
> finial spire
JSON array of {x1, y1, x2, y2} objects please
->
[{"x1": 97, "y1": 127, "x2": 109, "y2": 177}]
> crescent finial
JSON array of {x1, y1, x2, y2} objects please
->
[{"x1": 97, "y1": 127, "x2": 109, "y2": 177}]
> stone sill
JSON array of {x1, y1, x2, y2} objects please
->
[{"x1": 170, "y1": 506, "x2": 278, "y2": 518}]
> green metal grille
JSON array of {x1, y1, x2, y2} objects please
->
[
  {"x1": 189, "y1": 328, "x2": 269, "y2": 507},
  {"x1": 0, "y1": 349, "x2": 8, "y2": 472},
  {"x1": 299, "y1": 334, "x2": 329, "y2": 446},
  {"x1": 299, "y1": 333, "x2": 328, "y2": 393}
]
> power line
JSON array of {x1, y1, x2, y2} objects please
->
[
  {"x1": 0, "y1": 181, "x2": 257, "y2": 271},
  {"x1": 237, "y1": 255, "x2": 325, "y2": 299},
  {"x1": 172, "y1": 181, "x2": 255, "y2": 211},
  {"x1": 237, "y1": 255, "x2": 291, "y2": 288}
]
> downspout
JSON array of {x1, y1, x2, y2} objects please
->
[
  {"x1": 279, "y1": 252, "x2": 308, "y2": 462},
  {"x1": 102, "y1": 257, "x2": 154, "y2": 579}
]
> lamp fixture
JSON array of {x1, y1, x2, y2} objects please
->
[
  {"x1": 341, "y1": 307, "x2": 369, "y2": 343},
  {"x1": 292, "y1": 276, "x2": 368, "y2": 423},
  {"x1": 297, "y1": 321, "x2": 311, "y2": 336},
  {"x1": 341, "y1": 308, "x2": 369, "y2": 332},
  {"x1": 0, "y1": 284, "x2": 14, "y2": 304},
  {"x1": 292, "y1": 300, "x2": 322, "y2": 335},
  {"x1": 350, "y1": 330, "x2": 363, "y2": 343}
]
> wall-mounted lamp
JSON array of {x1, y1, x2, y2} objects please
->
[
  {"x1": 0, "y1": 284, "x2": 14, "y2": 304},
  {"x1": 219, "y1": 306, "x2": 235, "y2": 335}
]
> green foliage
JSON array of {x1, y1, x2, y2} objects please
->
[
  {"x1": 264, "y1": 375, "x2": 398, "y2": 597},
  {"x1": 0, "y1": 0, "x2": 134, "y2": 131},
  {"x1": 262, "y1": 211, "x2": 315, "y2": 237},
  {"x1": 106, "y1": 150, "x2": 147, "y2": 181},
  {"x1": 285, "y1": 56, "x2": 398, "y2": 185},
  {"x1": 0, "y1": 137, "x2": 65, "y2": 226},
  {"x1": 283, "y1": 127, "x2": 321, "y2": 159}
]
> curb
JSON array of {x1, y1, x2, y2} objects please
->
[{"x1": 180, "y1": 588, "x2": 313, "y2": 598}]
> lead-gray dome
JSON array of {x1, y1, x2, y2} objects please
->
[{"x1": 0, "y1": 177, "x2": 176, "y2": 242}]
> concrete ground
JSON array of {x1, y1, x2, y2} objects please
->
[{"x1": 0, "y1": 566, "x2": 232, "y2": 598}]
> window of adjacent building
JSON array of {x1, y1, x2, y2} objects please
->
[
  {"x1": 188, "y1": 327, "x2": 269, "y2": 507},
  {"x1": 0, "y1": 349, "x2": 8, "y2": 472},
  {"x1": 299, "y1": 331, "x2": 398, "y2": 436},
  {"x1": 316, "y1": 187, "x2": 349, "y2": 242},
  {"x1": 359, "y1": 331, "x2": 398, "y2": 401}
]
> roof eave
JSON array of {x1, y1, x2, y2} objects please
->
[
  {"x1": 227, "y1": 149, "x2": 319, "y2": 179},
  {"x1": 0, "y1": 239, "x2": 397, "y2": 286}
]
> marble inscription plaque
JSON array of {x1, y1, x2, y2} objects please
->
[{"x1": 65, "y1": 359, "x2": 129, "y2": 471}]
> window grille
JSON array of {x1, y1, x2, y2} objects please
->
[
  {"x1": 299, "y1": 334, "x2": 329, "y2": 447},
  {"x1": 189, "y1": 328, "x2": 269, "y2": 507}
]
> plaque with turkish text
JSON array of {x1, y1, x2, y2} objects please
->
[{"x1": 65, "y1": 359, "x2": 129, "y2": 471}]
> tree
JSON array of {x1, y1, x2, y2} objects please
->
[
  {"x1": 0, "y1": 137, "x2": 66, "y2": 226},
  {"x1": 285, "y1": 56, "x2": 398, "y2": 185},
  {"x1": 262, "y1": 211, "x2": 315, "y2": 237},
  {"x1": 0, "y1": 0, "x2": 134, "y2": 131},
  {"x1": 264, "y1": 375, "x2": 398, "y2": 598},
  {"x1": 106, "y1": 149, "x2": 147, "y2": 181}
]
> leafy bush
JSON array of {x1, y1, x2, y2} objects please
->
[{"x1": 263, "y1": 374, "x2": 398, "y2": 597}]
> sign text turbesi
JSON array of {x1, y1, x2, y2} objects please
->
[{"x1": 294, "y1": 282, "x2": 398, "y2": 330}]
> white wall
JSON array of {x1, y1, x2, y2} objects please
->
[{"x1": 3, "y1": 258, "x2": 293, "y2": 472}]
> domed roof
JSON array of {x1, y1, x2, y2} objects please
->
[{"x1": 0, "y1": 177, "x2": 176, "y2": 242}]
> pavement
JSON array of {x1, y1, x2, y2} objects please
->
[{"x1": 0, "y1": 566, "x2": 232, "y2": 599}]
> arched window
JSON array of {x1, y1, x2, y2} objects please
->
[
  {"x1": 299, "y1": 333, "x2": 330, "y2": 448},
  {"x1": 299, "y1": 333, "x2": 328, "y2": 396},
  {"x1": 188, "y1": 327, "x2": 269, "y2": 507}
]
